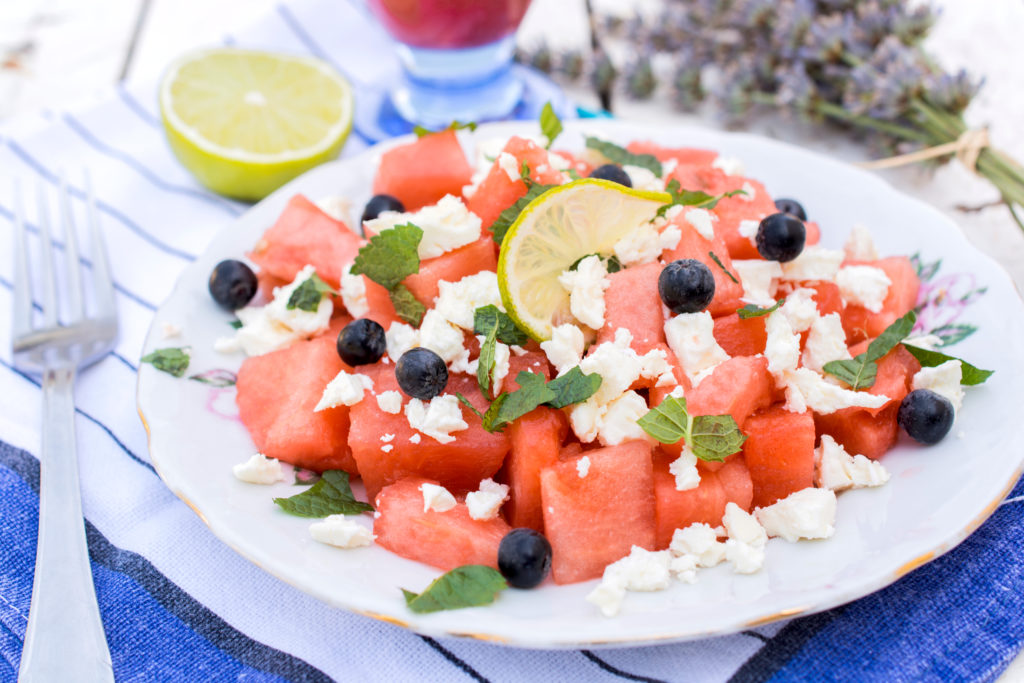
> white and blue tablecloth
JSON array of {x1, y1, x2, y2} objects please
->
[{"x1": 1, "y1": 1, "x2": 1022, "y2": 680}]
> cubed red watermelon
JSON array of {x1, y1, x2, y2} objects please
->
[
  {"x1": 465, "y1": 136, "x2": 565, "y2": 232},
  {"x1": 710, "y1": 178, "x2": 777, "y2": 260},
  {"x1": 713, "y1": 313, "x2": 768, "y2": 357},
  {"x1": 596, "y1": 262, "x2": 666, "y2": 354},
  {"x1": 653, "y1": 452, "x2": 727, "y2": 548},
  {"x1": 373, "y1": 130, "x2": 473, "y2": 210},
  {"x1": 403, "y1": 235, "x2": 498, "y2": 307},
  {"x1": 841, "y1": 257, "x2": 920, "y2": 344},
  {"x1": 743, "y1": 405, "x2": 816, "y2": 508},
  {"x1": 505, "y1": 407, "x2": 566, "y2": 531},
  {"x1": 662, "y1": 209, "x2": 746, "y2": 316}
]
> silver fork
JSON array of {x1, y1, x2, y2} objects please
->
[{"x1": 12, "y1": 174, "x2": 117, "y2": 682}]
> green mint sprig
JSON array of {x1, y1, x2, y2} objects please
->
[
  {"x1": 412, "y1": 120, "x2": 478, "y2": 138},
  {"x1": 401, "y1": 565, "x2": 507, "y2": 614},
  {"x1": 655, "y1": 179, "x2": 746, "y2": 217},
  {"x1": 472, "y1": 305, "x2": 531, "y2": 395},
  {"x1": 351, "y1": 223, "x2": 425, "y2": 326},
  {"x1": 287, "y1": 272, "x2": 338, "y2": 311},
  {"x1": 388, "y1": 284, "x2": 426, "y2": 327},
  {"x1": 539, "y1": 102, "x2": 563, "y2": 149},
  {"x1": 141, "y1": 347, "x2": 190, "y2": 378},
  {"x1": 903, "y1": 344, "x2": 993, "y2": 386},
  {"x1": 708, "y1": 251, "x2": 739, "y2": 284},
  {"x1": 490, "y1": 183, "x2": 557, "y2": 245},
  {"x1": 584, "y1": 137, "x2": 662, "y2": 176},
  {"x1": 273, "y1": 470, "x2": 373, "y2": 517},
  {"x1": 458, "y1": 368, "x2": 602, "y2": 433},
  {"x1": 823, "y1": 311, "x2": 916, "y2": 390},
  {"x1": 736, "y1": 300, "x2": 783, "y2": 319},
  {"x1": 637, "y1": 395, "x2": 747, "y2": 462}
]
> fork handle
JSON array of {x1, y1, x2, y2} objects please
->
[{"x1": 19, "y1": 368, "x2": 114, "y2": 683}]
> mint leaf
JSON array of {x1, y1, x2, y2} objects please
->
[
  {"x1": 656, "y1": 179, "x2": 745, "y2": 217},
  {"x1": 401, "y1": 565, "x2": 507, "y2": 613},
  {"x1": 287, "y1": 272, "x2": 337, "y2": 311},
  {"x1": 141, "y1": 347, "x2": 190, "y2": 378},
  {"x1": 545, "y1": 367, "x2": 602, "y2": 409},
  {"x1": 737, "y1": 300, "x2": 783, "y2": 319},
  {"x1": 490, "y1": 183, "x2": 557, "y2": 245},
  {"x1": 188, "y1": 368, "x2": 236, "y2": 387},
  {"x1": 539, "y1": 102, "x2": 562, "y2": 148},
  {"x1": 228, "y1": 319, "x2": 243, "y2": 330},
  {"x1": 273, "y1": 470, "x2": 373, "y2": 517},
  {"x1": 823, "y1": 311, "x2": 917, "y2": 390},
  {"x1": 388, "y1": 284, "x2": 425, "y2": 327},
  {"x1": 413, "y1": 120, "x2": 478, "y2": 138},
  {"x1": 637, "y1": 395, "x2": 745, "y2": 462},
  {"x1": 482, "y1": 371, "x2": 555, "y2": 432},
  {"x1": 584, "y1": 137, "x2": 662, "y2": 176},
  {"x1": 708, "y1": 251, "x2": 739, "y2": 284},
  {"x1": 567, "y1": 167, "x2": 581, "y2": 181},
  {"x1": 569, "y1": 253, "x2": 622, "y2": 274},
  {"x1": 351, "y1": 223, "x2": 422, "y2": 290},
  {"x1": 455, "y1": 392, "x2": 485, "y2": 421},
  {"x1": 476, "y1": 325, "x2": 498, "y2": 395},
  {"x1": 903, "y1": 345, "x2": 993, "y2": 386},
  {"x1": 473, "y1": 305, "x2": 530, "y2": 346}
]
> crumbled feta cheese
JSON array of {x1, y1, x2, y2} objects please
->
[
  {"x1": 685, "y1": 207, "x2": 717, "y2": 241},
  {"x1": 558, "y1": 255, "x2": 610, "y2": 329},
  {"x1": 733, "y1": 260, "x2": 783, "y2": 307},
  {"x1": 233, "y1": 453, "x2": 284, "y2": 485},
  {"x1": 264, "y1": 265, "x2": 334, "y2": 336},
  {"x1": 339, "y1": 265, "x2": 369, "y2": 318},
  {"x1": 724, "y1": 538, "x2": 766, "y2": 574},
  {"x1": 419, "y1": 309, "x2": 466, "y2": 364},
  {"x1": 405, "y1": 395, "x2": 469, "y2": 444},
  {"x1": 658, "y1": 220, "x2": 683, "y2": 252},
  {"x1": 669, "y1": 446, "x2": 701, "y2": 491},
  {"x1": 161, "y1": 321, "x2": 182, "y2": 339},
  {"x1": 577, "y1": 455, "x2": 591, "y2": 478},
  {"x1": 364, "y1": 195, "x2": 481, "y2": 259},
  {"x1": 738, "y1": 219, "x2": 760, "y2": 248},
  {"x1": 596, "y1": 390, "x2": 651, "y2": 446},
  {"x1": 764, "y1": 310, "x2": 802, "y2": 380},
  {"x1": 385, "y1": 322, "x2": 419, "y2": 362},
  {"x1": 844, "y1": 224, "x2": 878, "y2": 261},
  {"x1": 911, "y1": 360, "x2": 964, "y2": 413},
  {"x1": 782, "y1": 367, "x2": 890, "y2": 414},
  {"x1": 497, "y1": 152, "x2": 521, "y2": 182},
  {"x1": 780, "y1": 246, "x2": 844, "y2": 282},
  {"x1": 669, "y1": 523, "x2": 726, "y2": 567},
  {"x1": 664, "y1": 312, "x2": 730, "y2": 383},
  {"x1": 578, "y1": 329, "x2": 643, "y2": 403},
  {"x1": 815, "y1": 434, "x2": 890, "y2": 491},
  {"x1": 669, "y1": 554, "x2": 699, "y2": 584},
  {"x1": 315, "y1": 370, "x2": 374, "y2": 411},
  {"x1": 622, "y1": 164, "x2": 664, "y2": 192},
  {"x1": 739, "y1": 181, "x2": 756, "y2": 201},
  {"x1": 540, "y1": 324, "x2": 585, "y2": 375},
  {"x1": 381, "y1": 444, "x2": 394, "y2": 453},
  {"x1": 614, "y1": 222, "x2": 664, "y2": 267},
  {"x1": 712, "y1": 155, "x2": 745, "y2": 176},
  {"x1": 755, "y1": 488, "x2": 837, "y2": 542},
  {"x1": 585, "y1": 579, "x2": 627, "y2": 618},
  {"x1": 420, "y1": 483, "x2": 457, "y2": 513},
  {"x1": 309, "y1": 514, "x2": 374, "y2": 548},
  {"x1": 778, "y1": 288, "x2": 819, "y2": 333},
  {"x1": 465, "y1": 479, "x2": 510, "y2": 520},
  {"x1": 376, "y1": 390, "x2": 403, "y2": 415},
  {"x1": 836, "y1": 265, "x2": 891, "y2": 313},
  {"x1": 569, "y1": 398, "x2": 603, "y2": 443},
  {"x1": 587, "y1": 546, "x2": 674, "y2": 615},
  {"x1": 903, "y1": 334, "x2": 943, "y2": 351},
  {"x1": 380, "y1": 433, "x2": 395, "y2": 443},
  {"x1": 315, "y1": 196, "x2": 352, "y2": 224},
  {"x1": 490, "y1": 339, "x2": 511, "y2": 397},
  {"x1": 722, "y1": 503, "x2": 767, "y2": 574},
  {"x1": 448, "y1": 349, "x2": 479, "y2": 375},
  {"x1": 409, "y1": 434, "x2": 421, "y2": 444},
  {"x1": 802, "y1": 313, "x2": 851, "y2": 373},
  {"x1": 433, "y1": 272, "x2": 503, "y2": 330}
]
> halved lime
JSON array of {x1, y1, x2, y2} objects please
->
[
  {"x1": 497, "y1": 179, "x2": 670, "y2": 341},
  {"x1": 160, "y1": 48, "x2": 354, "y2": 201}
]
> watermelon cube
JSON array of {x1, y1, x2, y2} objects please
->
[
  {"x1": 403, "y1": 235, "x2": 498, "y2": 307},
  {"x1": 713, "y1": 313, "x2": 768, "y2": 358},
  {"x1": 662, "y1": 210, "x2": 746, "y2": 316},
  {"x1": 841, "y1": 256, "x2": 920, "y2": 343},
  {"x1": 710, "y1": 178, "x2": 778, "y2": 260},
  {"x1": 373, "y1": 130, "x2": 474, "y2": 210},
  {"x1": 505, "y1": 407, "x2": 566, "y2": 531},
  {"x1": 653, "y1": 452, "x2": 727, "y2": 548},
  {"x1": 596, "y1": 262, "x2": 665, "y2": 354},
  {"x1": 717, "y1": 455, "x2": 754, "y2": 512},
  {"x1": 743, "y1": 405, "x2": 816, "y2": 508}
]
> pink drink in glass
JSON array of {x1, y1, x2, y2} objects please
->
[{"x1": 369, "y1": 0, "x2": 532, "y2": 49}]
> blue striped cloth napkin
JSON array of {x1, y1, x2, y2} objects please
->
[{"x1": 1, "y1": 1, "x2": 1022, "y2": 680}]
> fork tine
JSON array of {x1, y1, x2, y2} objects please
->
[
  {"x1": 58, "y1": 172, "x2": 85, "y2": 322},
  {"x1": 35, "y1": 181, "x2": 59, "y2": 327},
  {"x1": 11, "y1": 179, "x2": 34, "y2": 338},
  {"x1": 83, "y1": 171, "x2": 115, "y2": 317}
]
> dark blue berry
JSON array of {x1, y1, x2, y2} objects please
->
[
  {"x1": 337, "y1": 319, "x2": 386, "y2": 366},
  {"x1": 589, "y1": 164, "x2": 633, "y2": 188},
  {"x1": 756, "y1": 213, "x2": 806, "y2": 262},
  {"x1": 897, "y1": 389, "x2": 955, "y2": 445},
  {"x1": 498, "y1": 528, "x2": 552, "y2": 589},
  {"x1": 658, "y1": 259, "x2": 715, "y2": 314},
  {"x1": 774, "y1": 198, "x2": 807, "y2": 221},
  {"x1": 208, "y1": 259, "x2": 258, "y2": 310},
  {"x1": 395, "y1": 347, "x2": 448, "y2": 400},
  {"x1": 361, "y1": 194, "x2": 405, "y2": 223}
]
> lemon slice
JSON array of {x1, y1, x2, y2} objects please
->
[
  {"x1": 497, "y1": 179, "x2": 670, "y2": 341},
  {"x1": 160, "y1": 48, "x2": 354, "y2": 201}
]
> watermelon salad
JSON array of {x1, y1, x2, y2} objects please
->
[{"x1": 171, "y1": 119, "x2": 993, "y2": 618}]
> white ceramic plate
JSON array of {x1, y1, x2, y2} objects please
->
[{"x1": 137, "y1": 120, "x2": 1024, "y2": 648}]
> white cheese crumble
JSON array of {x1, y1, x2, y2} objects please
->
[
  {"x1": 684, "y1": 207, "x2": 717, "y2": 241},
  {"x1": 669, "y1": 446, "x2": 701, "y2": 491},
  {"x1": 778, "y1": 288, "x2": 819, "y2": 333},
  {"x1": 622, "y1": 164, "x2": 664, "y2": 192},
  {"x1": 364, "y1": 194, "x2": 481, "y2": 259},
  {"x1": 576, "y1": 455, "x2": 591, "y2": 478},
  {"x1": 465, "y1": 478, "x2": 510, "y2": 521},
  {"x1": 339, "y1": 265, "x2": 369, "y2": 318},
  {"x1": 381, "y1": 444, "x2": 394, "y2": 453},
  {"x1": 585, "y1": 546, "x2": 673, "y2": 617},
  {"x1": 409, "y1": 434, "x2": 421, "y2": 444},
  {"x1": 802, "y1": 312, "x2": 851, "y2": 373},
  {"x1": 739, "y1": 181, "x2": 757, "y2": 201},
  {"x1": 815, "y1": 434, "x2": 890, "y2": 491},
  {"x1": 314, "y1": 370, "x2": 374, "y2": 411},
  {"x1": 903, "y1": 334, "x2": 943, "y2": 351},
  {"x1": 911, "y1": 360, "x2": 964, "y2": 414},
  {"x1": 595, "y1": 390, "x2": 651, "y2": 446},
  {"x1": 711, "y1": 156, "x2": 745, "y2": 176},
  {"x1": 722, "y1": 503, "x2": 767, "y2": 574},
  {"x1": 380, "y1": 433, "x2": 395, "y2": 443},
  {"x1": 490, "y1": 338, "x2": 511, "y2": 397},
  {"x1": 755, "y1": 488, "x2": 837, "y2": 542},
  {"x1": 376, "y1": 390, "x2": 403, "y2": 415},
  {"x1": 664, "y1": 312, "x2": 730, "y2": 384},
  {"x1": 733, "y1": 259, "x2": 782, "y2": 307},
  {"x1": 161, "y1": 321, "x2": 182, "y2": 339},
  {"x1": 613, "y1": 222, "x2": 664, "y2": 267},
  {"x1": 309, "y1": 514, "x2": 374, "y2": 549},
  {"x1": 233, "y1": 453, "x2": 284, "y2": 485},
  {"x1": 385, "y1": 322, "x2": 419, "y2": 362},
  {"x1": 418, "y1": 309, "x2": 466, "y2": 364},
  {"x1": 405, "y1": 395, "x2": 469, "y2": 444},
  {"x1": 669, "y1": 554, "x2": 700, "y2": 584},
  {"x1": 738, "y1": 219, "x2": 760, "y2": 249},
  {"x1": 780, "y1": 246, "x2": 844, "y2": 282},
  {"x1": 782, "y1": 367, "x2": 890, "y2": 414},
  {"x1": 764, "y1": 310, "x2": 801, "y2": 380},
  {"x1": 844, "y1": 224, "x2": 879, "y2": 261},
  {"x1": 315, "y1": 196, "x2": 353, "y2": 223},
  {"x1": 497, "y1": 152, "x2": 521, "y2": 182},
  {"x1": 540, "y1": 324, "x2": 585, "y2": 375},
  {"x1": 836, "y1": 265, "x2": 891, "y2": 313},
  {"x1": 669, "y1": 523, "x2": 726, "y2": 568},
  {"x1": 433, "y1": 271, "x2": 503, "y2": 330},
  {"x1": 558, "y1": 255, "x2": 610, "y2": 329},
  {"x1": 420, "y1": 483, "x2": 457, "y2": 513}
]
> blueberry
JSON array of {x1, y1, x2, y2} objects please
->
[
  {"x1": 897, "y1": 389, "x2": 955, "y2": 445},
  {"x1": 208, "y1": 259, "x2": 258, "y2": 310},
  {"x1": 588, "y1": 164, "x2": 633, "y2": 188},
  {"x1": 395, "y1": 347, "x2": 448, "y2": 400},
  {"x1": 773, "y1": 198, "x2": 807, "y2": 221},
  {"x1": 755, "y1": 213, "x2": 806, "y2": 262},
  {"x1": 337, "y1": 319, "x2": 387, "y2": 366},
  {"x1": 361, "y1": 194, "x2": 405, "y2": 223},
  {"x1": 497, "y1": 528, "x2": 552, "y2": 589},
  {"x1": 658, "y1": 259, "x2": 716, "y2": 314}
]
